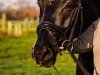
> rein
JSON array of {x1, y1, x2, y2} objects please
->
[
  {"x1": 38, "y1": 0, "x2": 90, "y2": 75},
  {"x1": 60, "y1": 1, "x2": 90, "y2": 75}
]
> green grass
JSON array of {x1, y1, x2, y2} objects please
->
[{"x1": 0, "y1": 20, "x2": 76, "y2": 75}]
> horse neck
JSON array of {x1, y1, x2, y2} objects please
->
[{"x1": 81, "y1": 0, "x2": 99, "y2": 32}]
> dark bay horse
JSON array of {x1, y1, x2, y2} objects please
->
[{"x1": 32, "y1": 0, "x2": 99, "y2": 75}]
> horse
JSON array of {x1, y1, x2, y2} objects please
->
[{"x1": 32, "y1": 0, "x2": 99, "y2": 75}]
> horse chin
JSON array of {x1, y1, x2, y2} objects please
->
[
  {"x1": 41, "y1": 46, "x2": 55, "y2": 68},
  {"x1": 40, "y1": 61, "x2": 54, "y2": 68},
  {"x1": 41, "y1": 45, "x2": 56, "y2": 67}
]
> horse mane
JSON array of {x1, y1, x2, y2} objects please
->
[
  {"x1": 93, "y1": 0, "x2": 100, "y2": 16},
  {"x1": 73, "y1": 0, "x2": 99, "y2": 38},
  {"x1": 81, "y1": 0, "x2": 99, "y2": 33}
]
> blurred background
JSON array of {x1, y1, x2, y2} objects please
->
[{"x1": 0, "y1": 0, "x2": 76, "y2": 75}]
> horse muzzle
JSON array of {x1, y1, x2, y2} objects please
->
[{"x1": 32, "y1": 42, "x2": 57, "y2": 68}]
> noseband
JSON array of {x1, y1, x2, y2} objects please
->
[{"x1": 37, "y1": 21, "x2": 63, "y2": 55}]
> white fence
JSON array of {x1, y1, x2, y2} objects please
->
[{"x1": 0, "y1": 13, "x2": 36, "y2": 37}]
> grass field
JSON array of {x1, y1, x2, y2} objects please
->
[{"x1": 0, "y1": 20, "x2": 76, "y2": 75}]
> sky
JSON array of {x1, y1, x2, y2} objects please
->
[{"x1": 0, "y1": 0, "x2": 38, "y2": 9}]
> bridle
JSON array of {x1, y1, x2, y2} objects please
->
[{"x1": 37, "y1": 0, "x2": 90, "y2": 75}]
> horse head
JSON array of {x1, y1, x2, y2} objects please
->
[{"x1": 32, "y1": 0, "x2": 82, "y2": 68}]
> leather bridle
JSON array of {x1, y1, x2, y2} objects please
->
[{"x1": 37, "y1": 0, "x2": 90, "y2": 75}]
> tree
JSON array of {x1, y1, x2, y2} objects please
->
[
  {"x1": 0, "y1": 3, "x2": 4, "y2": 10},
  {"x1": 16, "y1": 0, "x2": 34, "y2": 9}
]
